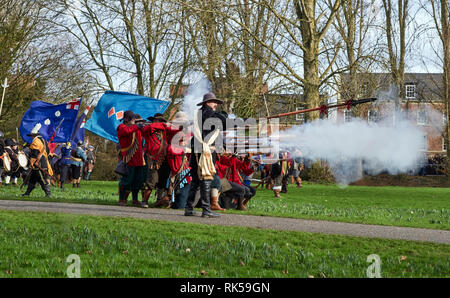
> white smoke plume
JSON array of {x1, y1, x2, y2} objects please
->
[
  {"x1": 279, "y1": 110, "x2": 434, "y2": 186},
  {"x1": 181, "y1": 78, "x2": 211, "y2": 121}
]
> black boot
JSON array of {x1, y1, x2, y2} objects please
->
[
  {"x1": 21, "y1": 185, "x2": 35, "y2": 197},
  {"x1": 43, "y1": 184, "x2": 51, "y2": 198},
  {"x1": 184, "y1": 177, "x2": 200, "y2": 216},
  {"x1": 200, "y1": 180, "x2": 220, "y2": 218}
]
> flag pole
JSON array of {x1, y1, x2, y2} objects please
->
[
  {"x1": 49, "y1": 118, "x2": 65, "y2": 144},
  {"x1": 0, "y1": 78, "x2": 9, "y2": 117}
]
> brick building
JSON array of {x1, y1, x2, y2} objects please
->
[{"x1": 336, "y1": 73, "x2": 447, "y2": 159}]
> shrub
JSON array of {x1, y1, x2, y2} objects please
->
[
  {"x1": 302, "y1": 161, "x2": 335, "y2": 184},
  {"x1": 91, "y1": 152, "x2": 120, "y2": 181}
]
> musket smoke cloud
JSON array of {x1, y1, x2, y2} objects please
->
[
  {"x1": 279, "y1": 111, "x2": 431, "y2": 186},
  {"x1": 181, "y1": 78, "x2": 211, "y2": 121}
]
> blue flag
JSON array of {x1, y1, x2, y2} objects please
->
[
  {"x1": 84, "y1": 91, "x2": 170, "y2": 143},
  {"x1": 71, "y1": 106, "x2": 90, "y2": 147},
  {"x1": 19, "y1": 98, "x2": 82, "y2": 144}
]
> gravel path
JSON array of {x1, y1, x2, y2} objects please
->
[{"x1": 0, "y1": 199, "x2": 449, "y2": 244}]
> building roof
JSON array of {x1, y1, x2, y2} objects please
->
[{"x1": 339, "y1": 72, "x2": 444, "y2": 102}]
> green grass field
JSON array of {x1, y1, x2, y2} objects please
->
[
  {"x1": 1, "y1": 181, "x2": 449, "y2": 230},
  {"x1": 0, "y1": 210, "x2": 448, "y2": 278}
]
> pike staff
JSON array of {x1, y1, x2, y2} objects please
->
[{"x1": 0, "y1": 78, "x2": 9, "y2": 117}]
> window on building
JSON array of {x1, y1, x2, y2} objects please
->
[
  {"x1": 361, "y1": 82, "x2": 370, "y2": 98},
  {"x1": 344, "y1": 109, "x2": 352, "y2": 123},
  {"x1": 405, "y1": 83, "x2": 416, "y2": 99},
  {"x1": 368, "y1": 109, "x2": 378, "y2": 123},
  {"x1": 417, "y1": 109, "x2": 428, "y2": 125},
  {"x1": 422, "y1": 135, "x2": 428, "y2": 151},
  {"x1": 443, "y1": 138, "x2": 447, "y2": 152},
  {"x1": 296, "y1": 108, "x2": 305, "y2": 122}
]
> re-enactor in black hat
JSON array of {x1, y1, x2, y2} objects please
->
[{"x1": 184, "y1": 92, "x2": 227, "y2": 218}]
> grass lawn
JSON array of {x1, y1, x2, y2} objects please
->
[
  {"x1": 0, "y1": 210, "x2": 448, "y2": 278},
  {"x1": 0, "y1": 181, "x2": 448, "y2": 230}
]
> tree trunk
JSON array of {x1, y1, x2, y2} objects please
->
[
  {"x1": 382, "y1": 0, "x2": 408, "y2": 113},
  {"x1": 297, "y1": 0, "x2": 322, "y2": 119},
  {"x1": 441, "y1": 0, "x2": 450, "y2": 177}
]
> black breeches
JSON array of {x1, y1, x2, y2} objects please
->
[
  {"x1": 244, "y1": 185, "x2": 256, "y2": 199},
  {"x1": 29, "y1": 169, "x2": 49, "y2": 188}
]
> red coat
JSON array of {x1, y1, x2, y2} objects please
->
[
  {"x1": 218, "y1": 155, "x2": 254, "y2": 185},
  {"x1": 142, "y1": 122, "x2": 167, "y2": 162},
  {"x1": 165, "y1": 123, "x2": 185, "y2": 144},
  {"x1": 117, "y1": 123, "x2": 144, "y2": 167},
  {"x1": 215, "y1": 159, "x2": 228, "y2": 179},
  {"x1": 142, "y1": 123, "x2": 183, "y2": 162},
  {"x1": 167, "y1": 145, "x2": 192, "y2": 184}
]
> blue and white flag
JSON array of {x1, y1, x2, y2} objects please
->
[
  {"x1": 70, "y1": 105, "x2": 90, "y2": 147},
  {"x1": 84, "y1": 91, "x2": 170, "y2": 143},
  {"x1": 19, "y1": 97, "x2": 82, "y2": 144}
]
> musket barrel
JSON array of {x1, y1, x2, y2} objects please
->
[
  {"x1": 351, "y1": 97, "x2": 378, "y2": 105},
  {"x1": 265, "y1": 98, "x2": 378, "y2": 119}
]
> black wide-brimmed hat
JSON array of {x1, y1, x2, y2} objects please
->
[
  {"x1": 121, "y1": 110, "x2": 136, "y2": 122},
  {"x1": 147, "y1": 113, "x2": 167, "y2": 122},
  {"x1": 134, "y1": 114, "x2": 145, "y2": 123},
  {"x1": 196, "y1": 92, "x2": 224, "y2": 106},
  {"x1": 5, "y1": 138, "x2": 15, "y2": 147}
]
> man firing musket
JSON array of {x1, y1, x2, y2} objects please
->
[{"x1": 21, "y1": 123, "x2": 54, "y2": 198}]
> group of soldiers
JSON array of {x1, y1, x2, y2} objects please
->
[
  {"x1": 259, "y1": 152, "x2": 304, "y2": 198},
  {"x1": 50, "y1": 141, "x2": 96, "y2": 189},
  {"x1": 2, "y1": 92, "x2": 304, "y2": 213},
  {"x1": 0, "y1": 124, "x2": 96, "y2": 197},
  {"x1": 116, "y1": 92, "x2": 306, "y2": 218},
  {"x1": 116, "y1": 93, "x2": 262, "y2": 217},
  {"x1": 0, "y1": 132, "x2": 29, "y2": 187}
]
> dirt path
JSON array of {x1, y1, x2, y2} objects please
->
[{"x1": 0, "y1": 199, "x2": 449, "y2": 244}]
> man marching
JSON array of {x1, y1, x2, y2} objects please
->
[
  {"x1": 4, "y1": 138, "x2": 20, "y2": 186},
  {"x1": 60, "y1": 142, "x2": 72, "y2": 190},
  {"x1": 84, "y1": 145, "x2": 96, "y2": 180},
  {"x1": 184, "y1": 93, "x2": 227, "y2": 218},
  {"x1": 70, "y1": 141, "x2": 86, "y2": 188},
  {"x1": 21, "y1": 123, "x2": 53, "y2": 197}
]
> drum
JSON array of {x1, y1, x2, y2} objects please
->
[
  {"x1": 3, "y1": 153, "x2": 11, "y2": 172},
  {"x1": 18, "y1": 151, "x2": 28, "y2": 168}
]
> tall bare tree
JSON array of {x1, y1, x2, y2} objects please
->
[
  {"x1": 226, "y1": 0, "x2": 342, "y2": 119},
  {"x1": 47, "y1": 0, "x2": 189, "y2": 99},
  {"x1": 0, "y1": 0, "x2": 95, "y2": 135},
  {"x1": 331, "y1": 0, "x2": 381, "y2": 100},
  {"x1": 222, "y1": 0, "x2": 278, "y2": 117},
  {"x1": 426, "y1": 0, "x2": 449, "y2": 175},
  {"x1": 381, "y1": 0, "x2": 415, "y2": 111}
]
